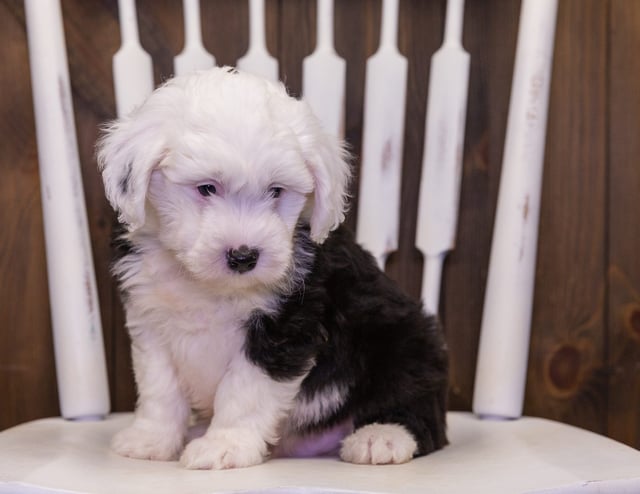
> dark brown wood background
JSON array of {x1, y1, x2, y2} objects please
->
[{"x1": 1, "y1": 0, "x2": 639, "y2": 450}]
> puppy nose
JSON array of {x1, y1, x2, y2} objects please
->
[{"x1": 226, "y1": 245, "x2": 260, "y2": 273}]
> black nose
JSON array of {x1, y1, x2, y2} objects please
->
[{"x1": 226, "y1": 245, "x2": 260, "y2": 273}]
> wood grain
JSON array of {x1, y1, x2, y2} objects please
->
[
  {"x1": 335, "y1": 0, "x2": 380, "y2": 232},
  {"x1": 608, "y1": 0, "x2": 640, "y2": 448},
  {"x1": 201, "y1": 0, "x2": 249, "y2": 67},
  {"x1": 272, "y1": 0, "x2": 315, "y2": 97},
  {"x1": 525, "y1": 0, "x2": 608, "y2": 435}
]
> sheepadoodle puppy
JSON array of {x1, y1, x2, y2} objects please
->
[{"x1": 97, "y1": 66, "x2": 448, "y2": 469}]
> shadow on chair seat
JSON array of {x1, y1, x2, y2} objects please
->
[{"x1": 1, "y1": 412, "x2": 639, "y2": 494}]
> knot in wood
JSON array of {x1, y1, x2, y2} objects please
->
[{"x1": 546, "y1": 344, "x2": 581, "y2": 396}]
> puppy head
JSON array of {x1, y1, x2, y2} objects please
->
[{"x1": 97, "y1": 67, "x2": 350, "y2": 290}]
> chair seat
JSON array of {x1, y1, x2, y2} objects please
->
[{"x1": 1, "y1": 411, "x2": 639, "y2": 494}]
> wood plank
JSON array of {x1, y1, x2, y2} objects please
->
[
  {"x1": 524, "y1": 0, "x2": 608, "y2": 435},
  {"x1": 201, "y1": 0, "x2": 249, "y2": 67},
  {"x1": 443, "y1": 0, "x2": 521, "y2": 411},
  {"x1": 273, "y1": 0, "x2": 315, "y2": 97},
  {"x1": 334, "y1": 0, "x2": 380, "y2": 232},
  {"x1": 385, "y1": 0, "x2": 444, "y2": 299},
  {"x1": 608, "y1": 0, "x2": 640, "y2": 450},
  {"x1": 136, "y1": 0, "x2": 182, "y2": 83}
]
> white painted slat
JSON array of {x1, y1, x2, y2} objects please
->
[
  {"x1": 356, "y1": 0, "x2": 408, "y2": 270},
  {"x1": 302, "y1": 0, "x2": 346, "y2": 138},
  {"x1": 473, "y1": 0, "x2": 559, "y2": 420},
  {"x1": 174, "y1": 0, "x2": 215, "y2": 76},
  {"x1": 113, "y1": 0, "x2": 154, "y2": 117},
  {"x1": 24, "y1": 0, "x2": 110, "y2": 420},
  {"x1": 416, "y1": 0, "x2": 470, "y2": 315},
  {"x1": 237, "y1": 0, "x2": 278, "y2": 81}
]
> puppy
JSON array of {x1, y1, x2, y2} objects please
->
[{"x1": 97, "y1": 66, "x2": 448, "y2": 469}]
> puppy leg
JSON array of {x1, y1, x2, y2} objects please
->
[
  {"x1": 180, "y1": 353, "x2": 302, "y2": 470},
  {"x1": 340, "y1": 423, "x2": 418, "y2": 465},
  {"x1": 112, "y1": 339, "x2": 189, "y2": 461}
]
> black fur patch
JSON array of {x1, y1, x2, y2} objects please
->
[
  {"x1": 245, "y1": 225, "x2": 449, "y2": 457},
  {"x1": 110, "y1": 220, "x2": 138, "y2": 304},
  {"x1": 110, "y1": 221, "x2": 135, "y2": 261},
  {"x1": 118, "y1": 161, "x2": 133, "y2": 194}
]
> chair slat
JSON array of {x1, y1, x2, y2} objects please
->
[
  {"x1": 302, "y1": 0, "x2": 346, "y2": 138},
  {"x1": 356, "y1": 0, "x2": 407, "y2": 270},
  {"x1": 237, "y1": 0, "x2": 278, "y2": 81},
  {"x1": 24, "y1": 0, "x2": 110, "y2": 420},
  {"x1": 473, "y1": 0, "x2": 559, "y2": 419},
  {"x1": 174, "y1": 0, "x2": 215, "y2": 77},
  {"x1": 415, "y1": 0, "x2": 470, "y2": 314},
  {"x1": 113, "y1": 0, "x2": 154, "y2": 117}
]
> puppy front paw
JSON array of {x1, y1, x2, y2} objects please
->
[
  {"x1": 180, "y1": 428, "x2": 268, "y2": 470},
  {"x1": 111, "y1": 424, "x2": 184, "y2": 461},
  {"x1": 340, "y1": 423, "x2": 418, "y2": 465}
]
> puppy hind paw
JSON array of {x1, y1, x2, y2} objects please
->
[
  {"x1": 340, "y1": 423, "x2": 418, "y2": 465},
  {"x1": 111, "y1": 424, "x2": 184, "y2": 461},
  {"x1": 180, "y1": 428, "x2": 267, "y2": 470}
]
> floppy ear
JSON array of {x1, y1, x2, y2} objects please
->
[
  {"x1": 96, "y1": 115, "x2": 165, "y2": 232},
  {"x1": 303, "y1": 132, "x2": 351, "y2": 243},
  {"x1": 285, "y1": 97, "x2": 350, "y2": 243}
]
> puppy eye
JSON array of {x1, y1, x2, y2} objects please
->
[
  {"x1": 269, "y1": 187, "x2": 283, "y2": 199},
  {"x1": 197, "y1": 184, "x2": 217, "y2": 197}
]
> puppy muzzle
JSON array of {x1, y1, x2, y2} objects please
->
[{"x1": 226, "y1": 245, "x2": 260, "y2": 274}]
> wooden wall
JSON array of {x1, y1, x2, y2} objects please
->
[{"x1": 1, "y1": 0, "x2": 638, "y2": 450}]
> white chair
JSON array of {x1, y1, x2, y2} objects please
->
[{"x1": 2, "y1": 1, "x2": 639, "y2": 493}]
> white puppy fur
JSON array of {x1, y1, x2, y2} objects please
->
[{"x1": 98, "y1": 67, "x2": 352, "y2": 469}]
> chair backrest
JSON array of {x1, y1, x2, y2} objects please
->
[{"x1": 23, "y1": 0, "x2": 557, "y2": 423}]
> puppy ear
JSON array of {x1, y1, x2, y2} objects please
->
[
  {"x1": 303, "y1": 133, "x2": 351, "y2": 243},
  {"x1": 96, "y1": 115, "x2": 165, "y2": 231}
]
